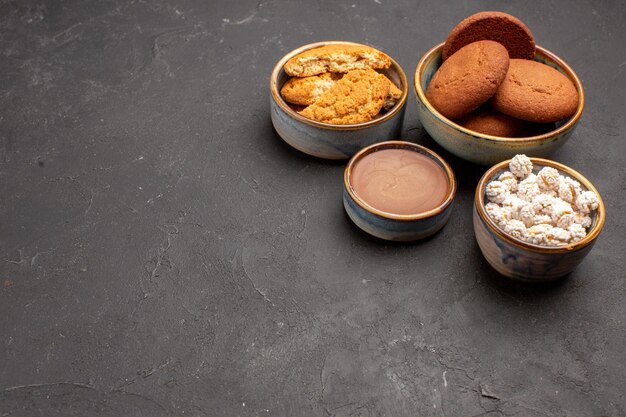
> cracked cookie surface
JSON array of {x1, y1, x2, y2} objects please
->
[
  {"x1": 281, "y1": 73, "x2": 344, "y2": 106},
  {"x1": 442, "y1": 11, "x2": 535, "y2": 61},
  {"x1": 426, "y1": 40, "x2": 510, "y2": 120},
  {"x1": 299, "y1": 69, "x2": 390, "y2": 124},
  {"x1": 383, "y1": 79, "x2": 403, "y2": 110},
  {"x1": 282, "y1": 72, "x2": 401, "y2": 110},
  {"x1": 491, "y1": 59, "x2": 578, "y2": 123},
  {"x1": 284, "y1": 44, "x2": 391, "y2": 77}
]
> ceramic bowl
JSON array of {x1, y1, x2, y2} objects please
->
[
  {"x1": 474, "y1": 158, "x2": 605, "y2": 282},
  {"x1": 414, "y1": 44, "x2": 585, "y2": 165},
  {"x1": 343, "y1": 141, "x2": 456, "y2": 241},
  {"x1": 270, "y1": 41, "x2": 408, "y2": 160}
]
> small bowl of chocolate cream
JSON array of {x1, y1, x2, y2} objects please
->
[{"x1": 343, "y1": 141, "x2": 457, "y2": 241}]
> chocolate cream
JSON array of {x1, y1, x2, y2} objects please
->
[{"x1": 351, "y1": 149, "x2": 449, "y2": 215}]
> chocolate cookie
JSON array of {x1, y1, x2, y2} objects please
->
[
  {"x1": 299, "y1": 69, "x2": 390, "y2": 124},
  {"x1": 491, "y1": 59, "x2": 579, "y2": 123},
  {"x1": 426, "y1": 40, "x2": 509, "y2": 120},
  {"x1": 459, "y1": 107, "x2": 526, "y2": 137},
  {"x1": 442, "y1": 11, "x2": 535, "y2": 61},
  {"x1": 284, "y1": 44, "x2": 391, "y2": 77}
]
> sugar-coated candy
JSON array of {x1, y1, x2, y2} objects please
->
[
  {"x1": 503, "y1": 219, "x2": 527, "y2": 239},
  {"x1": 537, "y1": 166, "x2": 561, "y2": 191},
  {"x1": 486, "y1": 180, "x2": 510, "y2": 204},
  {"x1": 576, "y1": 190, "x2": 599, "y2": 214},
  {"x1": 498, "y1": 171, "x2": 519, "y2": 193},
  {"x1": 509, "y1": 154, "x2": 533, "y2": 179},
  {"x1": 484, "y1": 154, "x2": 600, "y2": 247}
]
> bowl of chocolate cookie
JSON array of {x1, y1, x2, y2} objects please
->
[
  {"x1": 414, "y1": 12, "x2": 585, "y2": 166},
  {"x1": 474, "y1": 154, "x2": 605, "y2": 282},
  {"x1": 271, "y1": 41, "x2": 408, "y2": 160}
]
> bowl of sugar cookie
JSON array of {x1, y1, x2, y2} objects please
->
[
  {"x1": 414, "y1": 12, "x2": 584, "y2": 165},
  {"x1": 271, "y1": 41, "x2": 408, "y2": 160},
  {"x1": 474, "y1": 154, "x2": 605, "y2": 282}
]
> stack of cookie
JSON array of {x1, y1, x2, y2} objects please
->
[
  {"x1": 280, "y1": 45, "x2": 402, "y2": 125},
  {"x1": 426, "y1": 12, "x2": 579, "y2": 137}
]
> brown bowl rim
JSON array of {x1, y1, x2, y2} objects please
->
[
  {"x1": 475, "y1": 157, "x2": 605, "y2": 253},
  {"x1": 414, "y1": 43, "x2": 585, "y2": 142},
  {"x1": 270, "y1": 41, "x2": 409, "y2": 131},
  {"x1": 344, "y1": 141, "x2": 457, "y2": 221}
]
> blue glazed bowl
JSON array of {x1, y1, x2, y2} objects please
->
[
  {"x1": 270, "y1": 41, "x2": 408, "y2": 160},
  {"x1": 343, "y1": 141, "x2": 456, "y2": 241},
  {"x1": 414, "y1": 44, "x2": 585, "y2": 166},
  {"x1": 474, "y1": 157, "x2": 605, "y2": 282}
]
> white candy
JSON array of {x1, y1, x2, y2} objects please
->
[
  {"x1": 484, "y1": 155, "x2": 598, "y2": 247},
  {"x1": 526, "y1": 224, "x2": 553, "y2": 245},
  {"x1": 509, "y1": 154, "x2": 533, "y2": 179},
  {"x1": 521, "y1": 173, "x2": 537, "y2": 184},
  {"x1": 556, "y1": 213, "x2": 575, "y2": 229},
  {"x1": 504, "y1": 219, "x2": 527, "y2": 239},
  {"x1": 576, "y1": 190, "x2": 599, "y2": 214},
  {"x1": 544, "y1": 189, "x2": 559, "y2": 198},
  {"x1": 550, "y1": 200, "x2": 574, "y2": 224},
  {"x1": 558, "y1": 177, "x2": 582, "y2": 204},
  {"x1": 498, "y1": 171, "x2": 519, "y2": 193},
  {"x1": 485, "y1": 203, "x2": 509, "y2": 228},
  {"x1": 516, "y1": 204, "x2": 537, "y2": 227},
  {"x1": 531, "y1": 194, "x2": 557, "y2": 215},
  {"x1": 533, "y1": 214, "x2": 553, "y2": 225},
  {"x1": 501, "y1": 206, "x2": 515, "y2": 224},
  {"x1": 502, "y1": 195, "x2": 530, "y2": 225},
  {"x1": 517, "y1": 176, "x2": 541, "y2": 202},
  {"x1": 557, "y1": 210, "x2": 592, "y2": 229},
  {"x1": 545, "y1": 226, "x2": 572, "y2": 246},
  {"x1": 537, "y1": 167, "x2": 561, "y2": 191},
  {"x1": 502, "y1": 195, "x2": 527, "y2": 214},
  {"x1": 573, "y1": 212, "x2": 592, "y2": 228},
  {"x1": 569, "y1": 223, "x2": 587, "y2": 242},
  {"x1": 486, "y1": 181, "x2": 510, "y2": 204}
]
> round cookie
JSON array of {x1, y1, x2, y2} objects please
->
[
  {"x1": 442, "y1": 11, "x2": 535, "y2": 61},
  {"x1": 491, "y1": 59, "x2": 579, "y2": 123},
  {"x1": 459, "y1": 107, "x2": 526, "y2": 137},
  {"x1": 426, "y1": 40, "x2": 509, "y2": 120}
]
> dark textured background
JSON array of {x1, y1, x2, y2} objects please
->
[{"x1": 1, "y1": 0, "x2": 625, "y2": 416}]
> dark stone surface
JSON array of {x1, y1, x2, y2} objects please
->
[{"x1": 1, "y1": 0, "x2": 625, "y2": 416}]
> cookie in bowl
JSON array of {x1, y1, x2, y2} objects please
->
[
  {"x1": 442, "y1": 11, "x2": 536, "y2": 61},
  {"x1": 270, "y1": 41, "x2": 408, "y2": 160},
  {"x1": 414, "y1": 12, "x2": 584, "y2": 165}
]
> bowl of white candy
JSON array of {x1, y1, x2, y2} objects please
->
[{"x1": 474, "y1": 154, "x2": 605, "y2": 282}]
